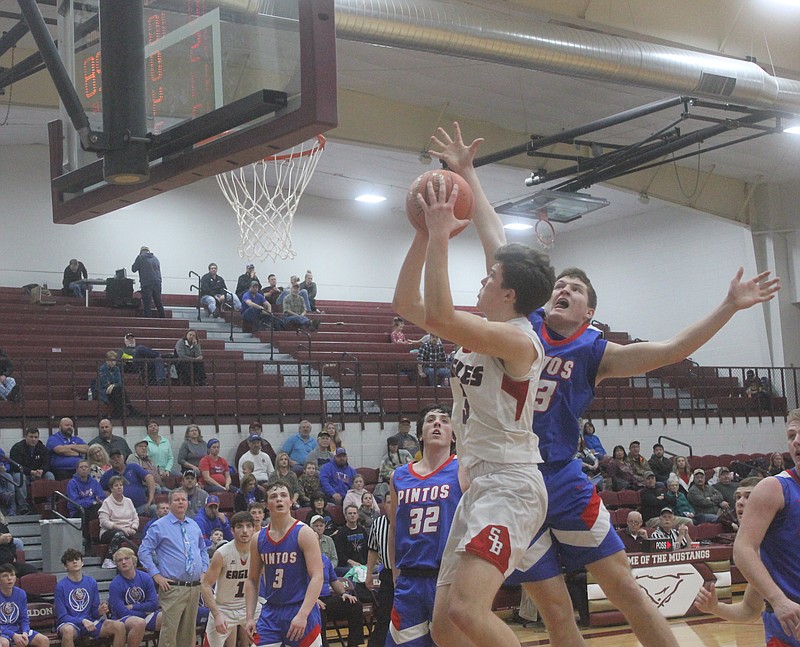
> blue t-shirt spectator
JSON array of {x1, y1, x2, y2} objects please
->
[{"x1": 100, "y1": 463, "x2": 150, "y2": 508}]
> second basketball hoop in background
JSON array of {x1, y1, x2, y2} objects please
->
[{"x1": 406, "y1": 169, "x2": 474, "y2": 235}]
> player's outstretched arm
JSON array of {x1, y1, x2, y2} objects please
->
[
  {"x1": 420, "y1": 181, "x2": 538, "y2": 375},
  {"x1": 694, "y1": 582, "x2": 763, "y2": 623},
  {"x1": 597, "y1": 267, "x2": 780, "y2": 383},
  {"x1": 392, "y1": 230, "x2": 429, "y2": 329},
  {"x1": 733, "y1": 478, "x2": 800, "y2": 639},
  {"x1": 428, "y1": 122, "x2": 506, "y2": 272},
  {"x1": 201, "y1": 551, "x2": 228, "y2": 635}
]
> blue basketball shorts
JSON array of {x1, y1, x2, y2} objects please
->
[
  {"x1": 255, "y1": 602, "x2": 321, "y2": 647},
  {"x1": 387, "y1": 574, "x2": 437, "y2": 647}
]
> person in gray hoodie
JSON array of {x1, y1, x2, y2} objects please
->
[{"x1": 131, "y1": 246, "x2": 165, "y2": 318}]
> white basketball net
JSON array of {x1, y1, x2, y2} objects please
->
[{"x1": 216, "y1": 135, "x2": 325, "y2": 262}]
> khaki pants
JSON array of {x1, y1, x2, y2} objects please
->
[{"x1": 159, "y1": 584, "x2": 201, "y2": 647}]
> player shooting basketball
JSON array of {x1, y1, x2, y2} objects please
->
[
  {"x1": 393, "y1": 148, "x2": 555, "y2": 646},
  {"x1": 429, "y1": 121, "x2": 780, "y2": 647}
]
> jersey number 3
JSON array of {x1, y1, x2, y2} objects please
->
[
  {"x1": 408, "y1": 506, "x2": 440, "y2": 535},
  {"x1": 533, "y1": 379, "x2": 557, "y2": 412}
]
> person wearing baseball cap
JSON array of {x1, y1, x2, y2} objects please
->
[
  {"x1": 179, "y1": 469, "x2": 208, "y2": 518},
  {"x1": 713, "y1": 466, "x2": 738, "y2": 508},
  {"x1": 236, "y1": 263, "x2": 261, "y2": 299},
  {"x1": 388, "y1": 417, "x2": 420, "y2": 457},
  {"x1": 306, "y1": 430, "x2": 334, "y2": 467},
  {"x1": 131, "y1": 245, "x2": 165, "y2": 318},
  {"x1": 237, "y1": 433, "x2": 275, "y2": 484},
  {"x1": 650, "y1": 506, "x2": 689, "y2": 549},
  {"x1": 688, "y1": 467, "x2": 728, "y2": 523},
  {"x1": 640, "y1": 470, "x2": 667, "y2": 523},
  {"x1": 195, "y1": 494, "x2": 232, "y2": 543},
  {"x1": 319, "y1": 447, "x2": 357, "y2": 504}
]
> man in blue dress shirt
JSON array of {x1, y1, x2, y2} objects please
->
[{"x1": 139, "y1": 489, "x2": 208, "y2": 647}]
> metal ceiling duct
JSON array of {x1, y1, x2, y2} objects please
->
[{"x1": 332, "y1": 0, "x2": 800, "y2": 114}]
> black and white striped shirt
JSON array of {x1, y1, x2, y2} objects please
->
[{"x1": 368, "y1": 514, "x2": 391, "y2": 570}]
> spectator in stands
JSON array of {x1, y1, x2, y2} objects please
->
[
  {"x1": 240, "y1": 281, "x2": 274, "y2": 332},
  {"x1": 768, "y1": 451, "x2": 786, "y2": 476},
  {"x1": 743, "y1": 369, "x2": 770, "y2": 411},
  {"x1": 276, "y1": 275, "x2": 313, "y2": 312},
  {"x1": 343, "y1": 474, "x2": 377, "y2": 513},
  {"x1": 143, "y1": 420, "x2": 176, "y2": 477},
  {"x1": 324, "y1": 421, "x2": 344, "y2": 449},
  {"x1": 87, "y1": 444, "x2": 112, "y2": 481},
  {"x1": 235, "y1": 263, "x2": 261, "y2": 299},
  {"x1": 200, "y1": 262, "x2": 241, "y2": 318},
  {"x1": 132, "y1": 246, "x2": 165, "y2": 318},
  {"x1": 238, "y1": 433, "x2": 275, "y2": 483},
  {"x1": 318, "y1": 554, "x2": 364, "y2": 647},
  {"x1": 581, "y1": 421, "x2": 606, "y2": 459},
  {"x1": 100, "y1": 450, "x2": 156, "y2": 517},
  {"x1": 177, "y1": 424, "x2": 207, "y2": 474},
  {"x1": 688, "y1": 468, "x2": 727, "y2": 523},
  {"x1": 306, "y1": 430, "x2": 334, "y2": 467},
  {"x1": 303, "y1": 270, "x2": 320, "y2": 312},
  {"x1": 142, "y1": 501, "x2": 170, "y2": 537},
  {"x1": 0, "y1": 350, "x2": 10, "y2": 379},
  {"x1": 281, "y1": 282, "x2": 319, "y2": 331},
  {"x1": 625, "y1": 440, "x2": 649, "y2": 481},
  {"x1": 55, "y1": 548, "x2": 126, "y2": 647},
  {"x1": 88, "y1": 419, "x2": 132, "y2": 460},
  {"x1": 117, "y1": 333, "x2": 167, "y2": 386},
  {"x1": 375, "y1": 437, "x2": 413, "y2": 503},
  {"x1": 320, "y1": 448, "x2": 357, "y2": 505},
  {"x1": 617, "y1": 510, "x2": 647, "y2": 553},
  {"x1": 639, "y1": 471, "x2": 667, "y2": 523},
  {"x1": 234, "y1": 475, "x2": 265, "y2": 513},
  {"x1": 179, "y1": 470, "x2": 208, "y2": 518},
  {"x1": 390, "y1": 316, "x2": 423, "y2": 348},
  {"x1": 651, "y1": 507, "x2": 689, "y2": 549},
  {"x1": 307, "y1": 493, "x2": 336, "y2": 536},
  {"x1": 108, "y1": 547, "x2": 163, "y2": 643},
  {"x1": 334, "y1": 504, "x2": 369, "y2": 574},
  {"x1": 0, "y1": 513, "x2": 36, "y2": 577},
  {"x1": 417, "y1": 333, "x2": 449, "y2": 387},
  {"x1": 199, "y1": 439, "x2": 233, "y2": 493},
  {"x1": 671, "y1": 455, "x2": 693, "y2": 493},
  {"x1": 282, "y1": 420, "x2": 316, "y2": 471},
  {"x1": 98, "y1": 351, "x2": 141, "y2": 419},
  {"x1": 98, "y1": 475, "x2": 140, "y2": 569},
  {"x1": 0, "y1": 562, "x2": 48, "y2": 645},
  {"x1": 174, "y1": 329, "x2": 206, "y2": 386},
  {"x1": 389, "y1": 417, "x2": 420, "y2": 457},
  {"x1": 298, "y1": 461, "x2": 321, "y2": 507},
  {"x1": 713, "y1": 466, "x2": 738, "y2": 507},
  {"x1": 358, "y1": 492, "x2": 380, "y2": 532},
  {"x1": 66, "y1": 459, "x2": 104, "y2": 519},
  {"x1": 266, "y1": 453, "x2": 301, "y2": 507},
  {"x1": 648, "y1": 443, "x2": 672, "y2": 484},
  {"x1": 606, "y1": 445, "x2": 643, "y2": 491},
  {"x1": 127, "y1": 439, "x2": 169, "y2": 493},
  {"x1": 0, "y1": 374, "x2": 19, "y2": 403},
  {"x1": 47, "y1": 417, "x2": 89, "y2": 480},
  {"x1": 9, "y1": 427, "x2": 54, "y2": 502},
  {"x1": 664, "y1": 478, "x2": 695, "y2": 523},
  {"x1": 311, "y1": 514, "x2": 338, "y2": 566},
  {"x1": 194, "y1": 495, "x2": 232, "y2": 542},
  {"x1": 0, "y1": 452, "x2": 18, "y2": 517},
  {"x1": 62, "y1": 258, "x2": 88, "y2": 298},
  {"x1": 233, "y1": 421, "x2": 277, "y2": 468},
  {"x1": 261, "y1": 274, "x2": 282, "y2": 307},
  {"x1": 576, "y1": 435, "x2": 603, "y2": 490}
]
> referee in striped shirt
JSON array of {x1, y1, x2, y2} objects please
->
[{"x1": 366, "y1": 495, "x2": 393, "y2": 647}]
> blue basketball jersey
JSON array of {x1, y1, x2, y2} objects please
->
[
  {"x1": 0, "y1": 586, "x2": 30, "y2": 638},
  {"x1": 762, "y1": 469, "x2": 800, "y2": 605},
  {"x1": 54, "y1": 575, "x2": 101, "y2": 627},
  {"x1": 393, "y1": 455, "x2": 462, "y2": 571},
  {"x1": 257, "y1": 520, "x2": 310, "y2": 606},
  {"x1": 528, "y1": 308, "x2": 607, "y2": 464}
]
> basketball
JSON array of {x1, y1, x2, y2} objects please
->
[{"x1": 406, "y1": 170, "x2": 474, "y2": 235}]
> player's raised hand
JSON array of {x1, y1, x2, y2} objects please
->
[
  {"x1": 428, "y1": 122, "x2": 483, "y2": 175},
  {"x1": 726, "y1": 267, "x2": 780, "y2": 310},
  {"x1": 418, "y1": 180, "x2": 469, "y2": 239}
]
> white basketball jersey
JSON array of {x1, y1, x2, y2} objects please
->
[
  {"x1": 450, "y1": 316, "x2": 544, "y2": 470},
  {"x1": 213, "y1": 540, "x2": 251, "y2": 612}
]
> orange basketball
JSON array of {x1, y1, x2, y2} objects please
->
[{"x1": 406, "y1": 169, "x2": 474, "y2": 235}]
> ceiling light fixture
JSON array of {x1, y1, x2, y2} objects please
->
[
  {"x1": 504, "y1": 222, "x2": 534, "y2": 231},
  {"x1": 355, "y1": 194, "x2": 386, "y2": 203},
  {"x1": 783, "y1": 125, "x2": 800, "y2": 134}
]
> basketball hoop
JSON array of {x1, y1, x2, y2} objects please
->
[
  {"x1": 216, "y1": 135, "x2": 326, "y2": 262},
  {"x1": 535, "y1": 207, "x2": 555, "y2": 250}
]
